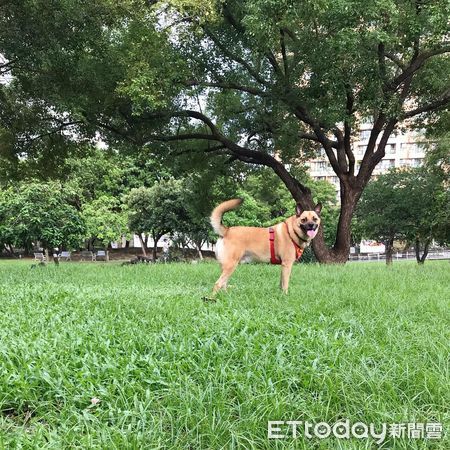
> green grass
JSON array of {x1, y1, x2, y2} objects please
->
[{"x1": 0, "y1": 260, "x2": 448, "y2": 449}]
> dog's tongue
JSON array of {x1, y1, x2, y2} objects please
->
[{"x1": 307, "y1": 230, "x2": 316, "y2": 238}]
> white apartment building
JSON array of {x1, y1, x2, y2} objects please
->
[{"x1": 308, "y1": 124, "x2": 427, "y2": 194}]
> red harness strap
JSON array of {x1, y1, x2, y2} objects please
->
[
  {"x1": 269, "y1": 223, "x2": 304, "y2": 265},
  {"x1": 269, "y1": 227, "x2": 281, "y2": 264}
]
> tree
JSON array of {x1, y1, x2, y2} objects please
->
[
  {"x1": 356, "y1": 168, "x2": 448, "y2": 264},
  {"x1": 408, "y1": 170, "x2": 449, "y2": 264},
  {"x1": 125, "y1": 179, "x2": 188, "y2": 259},
  {"x1": 1, "y1": 0, "x2": 449, "y2": 262},
  {"x1": 172, "y1": 177, "x2": 220, "y2": 260},
  {"x1": 0, "y1": 181, "x2": 85, "y2": 259},
  {"x1": 356, "y1": 170, "x2": 409, "y2": 264},
  {"x1": 81, "y1": 196, "x2": 129, "y2": 249}
]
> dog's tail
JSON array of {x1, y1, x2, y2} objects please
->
[{"x1": 210, "y1": 198, "x2": 243, "y2": 237}]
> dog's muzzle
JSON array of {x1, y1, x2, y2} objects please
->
[{"x1": 301, "y1": 223, "x2": 318, "y2": 238}]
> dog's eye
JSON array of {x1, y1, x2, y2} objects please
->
[
  {"x1": 301, "y1": 218, "x2": 306, "y2": 223},
  {"x1": 313, "y1": 217, "x2": 318, "y2": 222}
]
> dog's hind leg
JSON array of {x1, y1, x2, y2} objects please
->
[{"x1": 213, "y1": 260, "x2": 240, "y2": 293}]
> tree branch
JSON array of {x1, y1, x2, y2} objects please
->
[
  {"x1": 356, "y1": 115, "x2": 385, "y2": 185},
  {"x1": 203, "y1": 28, "x2": 269, "y2": 87},
  {"x1": 264, "y1": 49, "x2": 283, "y2": 77},
  {"x1": 172, "y1": 144, "x2": 227, "y2": 157},
  {"x1": 280, "y1": 29, "x2": 289, "y2": 80},
  {"x1": 385, "y1": 52, "x2": 406, "y2": 70},
  {"x1": 0, "y1": 57, "x2": 19, "y2": 75},
  {"x1": 344, "y1": 87, "x2": 355, "y2": 175},
  {"x1": 280, "y1": 27, "x2": 298, "y2": 44},
  {"x1": 371, "y1": 119, "x2": 397, "y2": 168},
  {"x1": 156, "y1": 109, "x2": 311, "y2": 198},
  {"x1": 402, "y1": 89, "x2": 450, "y2": 118},
  {"x1": 146, "y1": 132, "x2": 220, "y2": 143},
  {"x1": 95, "y1": 120, "x2": 138, "y2": 143},
  {"x1": 378, "y1": 42, "x2": 387, "y2": 83},
  {"x1": 293, "y1": 106, "x2": 341, "y2": 174},
  {"x1": 21, "y1": 120, "x2": 84, "y2": 146},
  {"x1": 184, "y1": 79, "x2": 268, "y2": 97},
  {"x1": 298, "y1": 132, "x2": 322, "y2": 143},
  {"x1": 221, "y1": 4, "x2": 283, "y2": 79},
  {"x1": 387, "y1": 45, "x2": 450, "y2": 92},
  {"x1": 334, "y1": 129, "x2": 348, "y2": 173},
  {"x1": 293, "y1": 106, "x2": 337, "y2": 144}
]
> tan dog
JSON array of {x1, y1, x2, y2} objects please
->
[{"x1": 211, "y1": 199, "x2": 322, "y2": 293}]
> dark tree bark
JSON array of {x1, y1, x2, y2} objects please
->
[
  {"x1": 152, "y1": 232, "x2": 163, "y2": 261},
  {"x1": 195, "y1": 240, "x2": 204, "y2": 260},
  {"x1": 86, "y1": 238, "x2": 95, "y2": 251},
  {"x1": 138, "y1": 233, "x2": 147, "y2": 257},
  {"x1": 3, "y1": 244, "x2": 16, "y2": 257},
  {"x1": 415, "y1": 238, "x2": 431, "y2": 264},
  {"x1": 385, "y1": 236, "x2": 395, "y2": 265}
]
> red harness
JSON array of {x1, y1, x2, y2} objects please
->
[{"x1": 269, "y1": 223, "x2": 304, "y2": 265}]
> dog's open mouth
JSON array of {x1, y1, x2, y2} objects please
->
[{"x1": 306, "y1": 229, "x2": 316, "y2": 238}]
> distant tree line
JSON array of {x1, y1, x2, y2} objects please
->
[
  {"x1": 355, "y1": 141, "x2": 450, "y2": 264},
  {"x1": 0, "y1": 146, "x2": 339, "y2": 261}
]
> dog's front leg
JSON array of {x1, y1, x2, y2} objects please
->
[{"x1": 280, "y1": 261, "x2": 294, "y2": 294}]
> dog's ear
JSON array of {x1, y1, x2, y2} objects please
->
[
  {"x1": 314, "y1": 203, "x2": 322, "y2": 215},
  {"x1": 295, "y1": 203, "x2": 303, "y2": 217}
]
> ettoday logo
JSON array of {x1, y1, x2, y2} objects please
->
[{"x1": 268, "y1": 420, "x2": 443, "y2": 443}]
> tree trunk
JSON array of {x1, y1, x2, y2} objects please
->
[
  {"x1": 152, "y1": 233, "x2": 162, "y2": 261},
  {"x1": 138, "y1": 234, "x2": 147, "y2": 257},
  {"x1": 311, "y1": 185, "x2": 360, "y2": 263},
  {"x1": 415, "y1": 238, "x2": 430, "y2": 264},
  {"x1": 4, "y1": 244, "x2": 15, "y2": 257},
  {"x1": 87, "y1": 238, "x2": 95, "y2": 251},
  {"x1": 46, "y1": 247, "x2": 59, "y2": 265},
  {"x1": 420, "y1": 240, "x2": 430, "y2": 264},
  {"x1": 53, "y1": 253, "x2": 60, "y2": 265},
  {"x1": 385, "y1": 236, "x2": 394, "y2": 265},
  {"x1": 196, "y1": 240, "x2": 204, "y2": 260},
  {"x1": 415, "y1": 238, "x2": 420, "y2": 263}
]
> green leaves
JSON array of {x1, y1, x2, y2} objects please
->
[
  {"x1": 81, "y1": 196, "x2": 129, "y2": 246},
  {"x1": 222, "y1": 191, "x2": 271, "y2": 227},
  {"x1": 0, "y1": 181, "x2": 86, "y2": 250},
  {"x1": 356, "y1": 166, "x2": 449, "y2": 246},
  {"x1": 124, "y1": 178, "x2": 188, "y2": 237},
  {"x1": 116, "y1": 21, "x2": 190, "y2": 114}
]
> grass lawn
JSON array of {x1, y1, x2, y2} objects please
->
[{"x1": 0, "y1": 260, "x2": 448, "y2": 449}]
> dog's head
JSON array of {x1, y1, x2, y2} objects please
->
[{"x1": 294, "y1": 203, "x2": 322, "y2": 240}]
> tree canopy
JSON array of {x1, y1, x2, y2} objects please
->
[
  {"x1": 0, "y1": 181, "x2": 86, "y2": 253},
  {"x1": 82, "y1": 195, "x2": 129, "y2": 248},
  {"x1": 356, "y1": 167, "x2": 449, "y2": 263}
]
